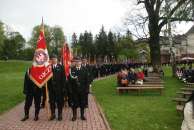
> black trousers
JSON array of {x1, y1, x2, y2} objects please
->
[
  {"x1": 41, "y1": 87, "x2": 46, "y2": 106},
  {"x1": 49, "y1": 91, "x2": 64, "y2": 115},
  {"x1": 71, "y1": 92, "x2": 87, "y2": 109},
  {"x1": 24, "y1": 93, "x2": 41, "y2": 115}
]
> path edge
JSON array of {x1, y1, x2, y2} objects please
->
[{"x1": 93, "y1": 96, "x2": 112, "y2": 130}]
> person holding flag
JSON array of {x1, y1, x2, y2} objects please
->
[
  {"x1": 61, "y1": 43, "x2": 72, "y2": 107},
  {"x1": 21, "y1": 19, "x2": 53, "y2": 121},
  {"x1": 61, "y1": 43, "x2": 71, "y2": 80},
  {"x1": 21, "y1": 68, "x2": 42, "y2": 121},
  {"x1": 47, "y1": 54, "x2": 67, "y2": 121}
]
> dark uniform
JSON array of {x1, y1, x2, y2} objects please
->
[
  {"x1": 69, "y1": 66, "x2": 89, "y2": 121},
  {"x1": 82, "y1": 63, "x2": 93, "y2": 107},
  {"x1": 48, "y1": 64, "x2": 67, "y2": 121},
  {"x1": 21, "y1": 68, "x2": 42, "y2": 121}
]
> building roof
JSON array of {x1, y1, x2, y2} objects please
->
[{"x1": 186, "y1": 25, "x2": 194, "y2": 35}]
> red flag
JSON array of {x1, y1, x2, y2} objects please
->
[
  {"x1": 61, "y1": 43, "x2": 72, "y2": 80},
  {"x1": 29, "y1": 21, "x2": 53, "y2": 88}
]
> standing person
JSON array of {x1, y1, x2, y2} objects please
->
[
  {"x1": 82, "y1": 59, "x2": 92, "y2": 107},
  {"x1": 48, "y1": 55, "x2": 67, "y2": 121},
  {"x1": 69, "y1": 57, "x2": 89, "y2": 121},
  {"x1": 181, "y1": 91, "x2": 194, "y2": 130},
  {"x1": 21, "y1": 67, "x2": 42, "y2": 121}
]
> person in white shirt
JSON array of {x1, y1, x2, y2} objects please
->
[{"x1": 181, "y1": 91, "x2": 194, "y2": 130}]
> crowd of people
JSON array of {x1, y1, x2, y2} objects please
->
[
  {"x1": 176, "y1": 65, "x2": 194, "y2": 83},
  {"x1": 21, "y1": 56, "x2": 95, "y2": 122},
  {"x1": 117, "y1": 65, "x2": 164, "y2": 86},
  {"x1": 21, "y1": 56, "x2": 135, "y2": 122}
]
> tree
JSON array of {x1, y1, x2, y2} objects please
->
[
  {"x1": 107, "y1": 30, "x2": 117, "y2": 62},
  {"x1": 29, "y1": 24, "x2": 52, "y2": 52},
  {"x1": 96, "y1": 26, "x2": 108, "y2": 60},
  {"x1": 50, "y1": 26, "x2": 65, "y2": 55},
  {"x1": 116, "y1": 31, "x2": 138, "y2": 62},
  {"x1": 71, "y1": 32, "x2": 78, "y2": 48},
  {"x1": 29, "y1": 25, "x2": 65, "y2": 55},
  {"x1": 127, "y1": 0, "x2": 194, "y2": 67},
  {"x1": 0, "y1": 21, "x2": 5, "y2": 57},
  {"x1": 2, "y1": 32, "x2": 25, "y2": 59}
]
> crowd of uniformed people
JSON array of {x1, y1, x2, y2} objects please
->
[{"x1": 21, "y1": 55, "x2": 133, "y2": 122}]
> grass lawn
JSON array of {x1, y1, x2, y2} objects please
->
[
  {"x1": 0, "y1": 60, "x2": 31, "y2": 114},
  {"x1": 92, "y1": 67, "x2": 184, "y2": 130}
]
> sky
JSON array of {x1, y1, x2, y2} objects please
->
[{"x1": 0, "y1": 0, "x2": 193, "y2": 42}]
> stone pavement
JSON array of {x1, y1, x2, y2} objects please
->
[{"x1": 0, "y1": 94, "x2": 111, "y2": 130}]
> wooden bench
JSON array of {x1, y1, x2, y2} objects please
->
[
  {"x1": 117, "y1": 84, "x2": 164, "y2": 95},
  {"x1": 144, "y1": 77, "x2": 162, "y2": 82},
  {"x1": 181, "y1": 88, "x2": 194, "y2": 91},
  {"x1": 173, "y1": 97, "x2": 187, "y2": 105},
  {"x1": 176, "y1": 91, "x2": 192, "y2": 98},
  {"x1": 144, "y1": 77, "x2": 161, "y2": 80},
  {"x1": 185, "y1": 83, "x2": 194, "y2": 87},
  {"x1": 144, "y1": 81, "x2": 164, "y2": 84}
]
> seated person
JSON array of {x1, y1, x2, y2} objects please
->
[
  {"x1": 128, "y1": 68, "x2": 136, "y2": 84},
  {"x1": 117, "y1": 71, "x2": 122, "y2": 86},
  {"x1": 120, "y1": 68, "x2": 128, "y2": 87},
  {"x1": 136, "y1": 69, "x2": 145, "y2": 85}
]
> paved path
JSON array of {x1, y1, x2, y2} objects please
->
[{"x1": 0, "y1": 94, "x2": 111, "y2": 130}]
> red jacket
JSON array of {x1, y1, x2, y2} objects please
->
[{"x1": 136, "y1": 72, "x2": 145, "y2": 80}]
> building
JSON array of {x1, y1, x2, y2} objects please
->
[{"x1": 160, "y1": 25, "x2": 194, "y2": 63}]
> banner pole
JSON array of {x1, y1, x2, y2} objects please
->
[{"x1": 45, "y1": 82, "x2": 50, "y2": 119}]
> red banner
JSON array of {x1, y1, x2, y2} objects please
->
[
  {"x1": 29, "y1": 27, "x2": 53, "y2": 88},
  {"x1": 61, "y1": 43, "x2": 72, "y2": 80}
]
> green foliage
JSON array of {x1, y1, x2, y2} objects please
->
[
  {"x1": 0, "y1": 21, "x2": 5, "y2": 56},
  {"x1": 72, "y1": 27, "x2": 148, "y2": 63},
  {"x1": 29, "y1": 25, "x2": 52, "y2": 51},
  {"x1": 95, "y1": 26, "x2": 108, "y2": 57},
  {"x1": 2, "y1": 32, "x2": 25, "y2": 59},
  {"x1": 28, "y1": 25, "x2": 65, "y2": 56},
  {"x1": 92, "y1": 67, "x2": 183, "y2": 130},
  {"x1": 116, "y1": 33, "x2": 138, "y2": 60}
]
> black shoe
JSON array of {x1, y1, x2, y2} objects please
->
[
  {"x1": 58, "y1": 115, "x2": 62, "y2": 121},
  {"x1": 71, "y1": 117, "x2": 76, "y2": 121},
  {"x1": 49, "y1": 115, "x2": 56, "y2": 121},
  {"x1": 34, "y1": 116, "x2": 39, "y2": 121},
  {"x1": 21, "y1": 115, "x2": 29, "y2": 121},
  {"x1": 81, "y1": 116, "x2": 86, "y2": 120}
]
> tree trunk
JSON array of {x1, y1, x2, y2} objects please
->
[{"x1": 148, "y1": 16, "x2": 161, "y2": 72}]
